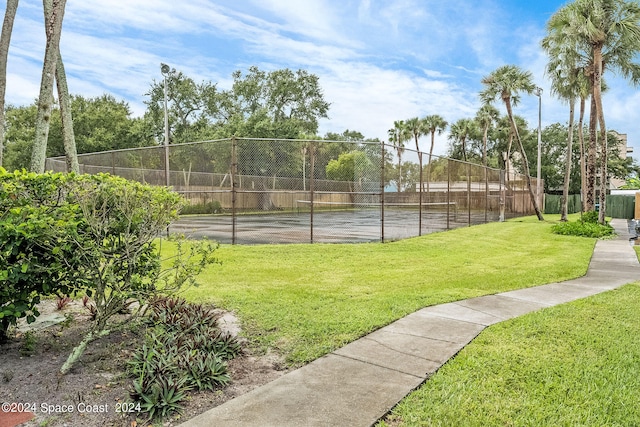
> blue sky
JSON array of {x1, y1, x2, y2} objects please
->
[{"x1": 5, "y1": 0, "x2": 640, "y2": 158}]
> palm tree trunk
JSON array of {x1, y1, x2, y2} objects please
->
[
  {"x1": 578, "y1": 96, "x2": 586, "y2": 213},
  {"x1": 56, "y1": 56, "x2": 78, "y2": 172},
  {"x1": 0, "y1": 0, "x2": 18, "y2": 167},
  {"x1": 427, "y1": 132, "x2": 435, "y2": 194},
  {"x1": 506, "y1": 133, "x2": 512, "y2": 182},
  {"x1": 482, "y1": 125, "x2": 488, "y2": 167},
  {"x1": 586, "y1": 80, "x2": 598, "y2": 212},
  {"x1": 461, "y1": 138, "x2": 467, "y2": 162},
  {"x1": 397, "y1": 149, "x2": 402, "y2": 192},
  {"x1": 31, "y1": 0, "x2": 66, "y2": 173},
  {"x1": 483, "y1": 124, "x2": 489, "y2": 222},
  {"x1": 44, "y1": 0, "x2": 77, "y2": 173},
  {"x1": 506, "y1": 99, "x2": 543, "y2": 220},
  {"x1": 593, "y1": 46, "x2": 607, "y2": 224},
  {"x1": 561, "y1": 97, "x2": 575, "y2": 221}
]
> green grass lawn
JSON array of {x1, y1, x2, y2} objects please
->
[
  {"x1": 175, "y1": 214, "x2": 595, "y2": 366},
  {"x1": 378, "y1": 281, "x2": 640, "y2": 426}
]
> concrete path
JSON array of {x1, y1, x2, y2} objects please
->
[{"x1": 181, "y1": 219, "x2": 640, "y2": 427}]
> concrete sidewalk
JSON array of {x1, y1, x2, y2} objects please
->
[{"x1": 182, "y1": 219, "x2": 640, "y2": 427}]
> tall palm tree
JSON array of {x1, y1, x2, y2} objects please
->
[
  {"x1": 404, "y1": 116, "x2": 425, "y2": 153},
  {"x1": 475, "y1": 104, "x2": 500, "y2": 222},
  {"x1": 448, "y1": 118, "x2": 477, "y2": 163},
  {"x1": 387, "y1": 120, "x2": 410, "y2": 192},
  {"x1": 404, "y1": 116, "x2": 427, "y2": 203},
  {"x1": 423, "y1": 114, "x2": 447, "y2": 193},
  {"x1": 480, "y1": 65, "x2": 544, "y2": 221},
  {"x1": 475, "y1": 104, "x2": 500, "y2": 167},
  {"x1": 548, "y1": 0, "x2": 640, "y2": 222},
  {"x1": 542, "y1": 9, "x2": 588, "y2": 221},
  {"x1": 0, "y1": 0, "x2": 18, "y2": 167}
]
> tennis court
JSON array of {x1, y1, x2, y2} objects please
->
[
  {"x1": 45, "y1": 137, "x2": 537, "y2": 244},
  {"x1": 171, "y1": 205, "x2": 499, "y2": 244}
]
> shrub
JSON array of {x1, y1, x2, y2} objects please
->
[
  {"x1": 551, "y1": 212, "x2": 615, "y2": 238},
  {"x1": 0, "y1": 169, "x2": 221, "y2": 372},
  {"x1": 128, "y1": 297, "x2": 240, "y2": 420},
  {"x1": 60, "y1": 174, "x2": 219, "y2": 374},
  {"x1": 0, "y1": 169, "x2": 87, "y2": 341},
  {"x1": 581, "y1": 210, "x2": 599, "y2": 224},
  {"x1": 180, "y1": 200, "x2": 223, "y2": 215}
]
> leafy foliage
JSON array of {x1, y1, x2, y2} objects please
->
[
  {"x1": 60, "y1": 175, "x2": 220, "y2": 374},
  {"x1": 0, "y1": 168, "x2": 221, "y2": 373},
  {"x1": 2, "y1": 96, "x2": 154, "y2": 171},
  {"x1": 551, "y1": 211, "x2": 615, "y2": 238},
  {"x1": 128, "y1": 297, "x2": 240, "y2": 420},
  {"x1": 0, "y1": 169, "x2": 87, "y2": 341},
  {"x1": 180, "y1": 200, "x2": 223, "y2": 215},
  {"x1": 144, "y1": 65, "x2": 330, "y2": 143},
  {"x1": 325, "y1": 150, "x2": 371, "y2": 182},
  {"x1": 620, "y1": 176, "x2": 640, "y2": 190}
]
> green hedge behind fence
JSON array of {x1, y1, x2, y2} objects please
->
[{"x1": 544, "y1": 194, "x2": 635, "y2": 219}]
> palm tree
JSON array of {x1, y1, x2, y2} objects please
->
[
  {"x1": 542, "y1": 7, "x2": 592, "y2": 221},
  {"x1": 423, "y1": 114, "x2": 447, "y2": 193},
  {"x1": 548, "y1": 0, "x2": 640, "y2": 222},
  {"x1": 475, "y1": 104, "x2": 500, "y2": 222},
  {"x1": 475, "y1": 104, "x2": 500, "y2": 167},
  {"x1": 404, "y1": 116, "x2": 425, "y2": 153},
  {"x1": 480, "y1": 65, "x2": 544, "y2": 221},
  {"x1": 404, "y1": 116, "x2": 427, "y2": 205},
  {"x1": 448, "y1": 118, "x2": 477, "y2": 163},
  {"x1": 0, "y1": 0, "x2": 18, "y2": 167},
  {"x1": 387, "y1": 120, "x2": 410, "y2": 192}
]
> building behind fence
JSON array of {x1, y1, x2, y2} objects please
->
[{"x1": 46, "y1": 137, "x2": 539, "y2": 244}]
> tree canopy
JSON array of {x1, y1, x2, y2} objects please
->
[{"x1": 144, "y1": 66, "x2": 330, "y2": 143}]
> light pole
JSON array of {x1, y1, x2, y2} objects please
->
[
  {"x1": 534, "y1": 87, "x2": 543, "y2": 210},
  {"x1": 161, "y1": 63, "x2": 171, "y2": 187}
]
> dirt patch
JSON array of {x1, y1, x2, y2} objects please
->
[{"x1": 0, "y1": 300, "x2": 287, "y2": 427}]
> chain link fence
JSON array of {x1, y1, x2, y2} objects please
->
[{"x1": 46, "y1": 137, "x2": 539, "y2": 244}]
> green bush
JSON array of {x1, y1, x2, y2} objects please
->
[
  {"x1": 0, "y1": 169, "x2": 186, "y2": 341},
  {"x1": 59, "y1": 174, "x2": 219, "y2": 374},
  {"x1": 1, "y1": 169, "x2": 221, "y2": 376},
  {"x1": 180, "y1": 200, "x2": 223, "y2": 215},
  {"x1": 68, "y1": 173, "x2": 184, "y2": 331},
  {"x1": 551, "y1": 213, "x2": 615, "y2": 238},
  {"x1": 581, "y1": 210, "x2": 599, "y2": 224},
  {"x1": 0, "y1": 169, "x2": 88, "y2": 341},
  {"x1": 128, "y1": 297, "x2": 240, "y2": 420}
]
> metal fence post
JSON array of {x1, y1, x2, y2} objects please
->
[
  {"x1": 499, "y1": 169, "x2": 505, "y2": 222},
  {"x1": 418, "y1": 150, "x2": 423, "y2": 236},
  {"x1": 310, "y1": 142, "x2": 315, "y2": 244},
  {"x1": 467, "y1": 162, "x2": 471, "y2": 227},
  {"x1": 484, "y1": 166, "x2": 488, "y2": 223},
  {"x1": 380, "y1": 141, "x2": 385, "y2": 243},
  {"x1": 446, "y1": 159, "x2": 451, "y2": 231},
  {"x1": 231, "y1": 136, "x2": 237, "y2": 244}
]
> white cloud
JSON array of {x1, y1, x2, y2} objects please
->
[
  {"x1": 6, "y1": 0, "x2": 640, "y2": 161},
  {"x1": 247, "y1": 0, "x2": 353, "y2": 45}
]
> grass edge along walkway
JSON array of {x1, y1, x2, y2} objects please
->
[
  {"x1": 182, "y1": 215, "x2": 595, "y2": 366},
  {"x1": 178, "y1": 218, "x2": 639, "y2": 427},
  {"x1": 379, "y1": 240, "x2": 640, "y2": 426}
]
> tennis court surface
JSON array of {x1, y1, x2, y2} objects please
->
[{"x1": 171, "y1": 207, "x2": 499, "y2": 244}]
